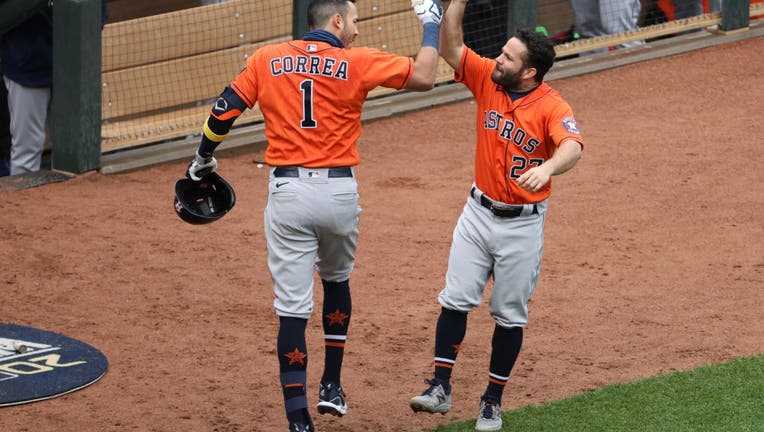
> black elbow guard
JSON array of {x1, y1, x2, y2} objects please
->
[
  {"x1": 211, "y1": 86, "x2": 247, "y2": 121},
  {"x1": 204, "y1": 87, "x2": 248, "y2": 142}
]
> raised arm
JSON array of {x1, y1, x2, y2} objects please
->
[
  {"x1": 405, "y1": 0, "x2": 443, "y2": 91},
  {"x1": 439, "y1": 0, "x2": 467, "y2": 69}
]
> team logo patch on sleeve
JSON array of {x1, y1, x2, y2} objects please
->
[{"x1": 562, "y1": 117, "x2": 580, "y2": 134}]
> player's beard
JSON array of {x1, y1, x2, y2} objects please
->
[
  {"x1": 339, "y1": 23, "x2": 356, "y2": 47},
  {"x1": 491, "y1": 65, "x2": 524, "y2": 91}
]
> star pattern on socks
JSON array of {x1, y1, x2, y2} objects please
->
[
  {"x1": 325, "y1": 309, "x2": 349, "y2": 326},
  {"x1": 284, "y1": 348, "x2": 307, "y2": 366}
]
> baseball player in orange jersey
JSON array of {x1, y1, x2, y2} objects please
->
[
  {"x1": 409, "y1": 1, "x2": 583, "y2": 431},
  {"x1": 183, "y1": 1, "x2": 443, "y2": 431}
]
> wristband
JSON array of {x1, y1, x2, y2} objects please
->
[{"x1": 421, "y1": 22, "x2": 439, "y2": 49}]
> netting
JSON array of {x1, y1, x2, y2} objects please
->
[
  {"x1": 102, "y1": 0, "x2": 451, "y2": 152},
  {"x1": 102, "y1": 0, "x2": 291, "y2": 151},
  {"x1": 100, "y1": 0, "x2": 760, "y2": 153}
]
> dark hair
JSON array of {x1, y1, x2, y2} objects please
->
[
  {"x1": 308, "y1": 0, "x2": 357, "y2": 30},
  {"x1": 514, "y1": 28, "x2": 556, "y2": 83}
]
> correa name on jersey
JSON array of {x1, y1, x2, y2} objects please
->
[
  {"x1": 270, "y1": 55, "x2": 349, "y2": 80},
  {"x1": 483, "y1": 110, "x2": 541, "y2": 153}
]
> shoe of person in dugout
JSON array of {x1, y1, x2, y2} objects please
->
[
  {"x1": 409, "y1": 378, "x2": 452, "y2": 414},
  {"x1": 317, "y1": 381, "x2": 348, "y2": 417},
  {"x1": 474, "y1": 397, "x2": 502, "y2": 431}
]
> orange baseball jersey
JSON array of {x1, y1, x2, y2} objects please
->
[
  {"x1": 230, "y1": 40, "x2": 414, "y2": 167},
  {"x1": 455, "y1": 47, "x2": 584, "y2": 204}
]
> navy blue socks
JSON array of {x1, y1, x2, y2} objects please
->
[
  {"x1": 321, "y1": 279, "x2": 351, "y2": 386},
  {"x1": 483, "y1": 324, "x2": 523, "y2": 405},
  {"x1": 278, "y1": 316, "x2": 310, "y2": 424},
  {"x1": 433, "y1": 307, "x2": 468, "y2": 391}
]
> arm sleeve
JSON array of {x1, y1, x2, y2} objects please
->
[
  {"x1": 453, "y1": 47, "x2": 496, "y2": 99},
  {"x1": 197, "y1": 51, "x2": 260, "y2": 157},
  {"x1": 548, "y1": 103, "x2": 584, "y2": 151},
  {"x1": 357, "y1": 48, "x2": 414, "y2": 91},
  {"x1": 230, "y1": 52, "x2": 260, "y2": 109},
  {"x1": 197, "y1": 83, "x2": 251, "y2": 158}
]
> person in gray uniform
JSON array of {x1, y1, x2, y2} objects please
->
[
  {"x1": 570, "y1": 0, "x2": 644, "y2": 53},
  {"x1": 0, "y1": 3, "x2": 52, "y2": 175}
]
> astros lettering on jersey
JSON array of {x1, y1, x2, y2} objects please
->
[{"x1": 455, "y1": 47, "x2": 584, "y2": 204}]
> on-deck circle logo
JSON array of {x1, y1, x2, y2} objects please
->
[{"x1": 0, "y1": 323, "x2": 108, "y2": 406}]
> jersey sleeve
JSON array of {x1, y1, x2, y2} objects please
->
[
  {"x1": 453, "y1": 47, "x2": 496, "y2": 99},
  {"x1": 354, "y1": 48, "x2": 414, "y2": 91},
  {"x1": 547, "y1": 101, "x2": 584, "y2": 150},
  {"x1": 229, "y1": 50, "x2": 260, "y2": 109}
]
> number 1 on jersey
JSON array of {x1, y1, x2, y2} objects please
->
[{"x1": 300, "y1": 79, "x2": 317, "y2": 128}]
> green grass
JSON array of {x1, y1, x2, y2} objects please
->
[{"x1": 429, "y1": 354, "x2": 764, "y2": 432}]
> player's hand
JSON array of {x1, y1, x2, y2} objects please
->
[
  {"x1": 186, "y1": 152, "x2": 218, "y2": 181},
  {"x1": 516, "y1": 165, "x2": 551, "y2": 192},
  {"x1": 412, "y1": 0, "x2": 443, "y2": 26}
]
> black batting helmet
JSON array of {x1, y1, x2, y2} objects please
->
[{"x1": 173, "y1": 172, "x2": 236, "y2": 224}]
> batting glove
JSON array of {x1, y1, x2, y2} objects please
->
[
  {"x1": 186, "y1": 152, "x2": 218, "y2": 181},
  {"x1": 412, "y1": 0, "x2": 443, "y2": 26}
]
